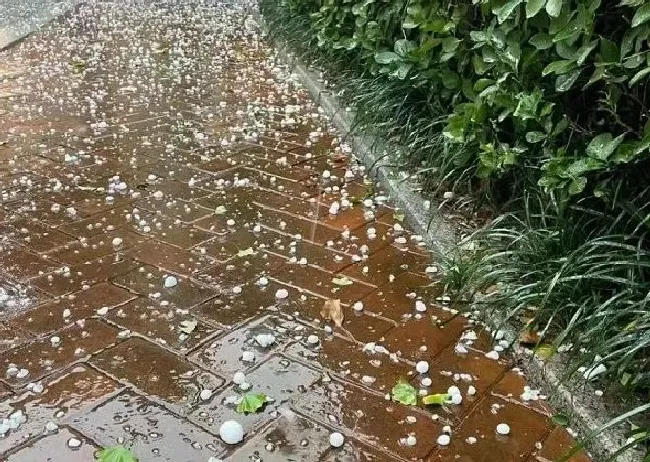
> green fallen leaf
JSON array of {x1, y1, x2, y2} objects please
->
[
  {"x1": 332, "y1": 276, "x2": 354, "y2": 286},
  {"x1": 393, "y1": 212, "x2": 405, "y2": 222},
  {"x1": 391, "y1": 381, "x2": 417, "y2": 406},
  {"x1": 96, "y1": 445, "x2": 138, "y2": 462},
  {"x1": 534, "y1": 343, "x2": 557, "y2": 359},
  {"x1": 422, "y1": 393, "x2": 449, "y2": 405},
  {"x1": 236, "y1": 393, "x2": 270, "y2": 414},
  {"x1": 237, "y1": 247, "x2": 256, "y2": 257},
  {"x1": 214, "y1": 205, "x2": 227, "y2": 214},
  {"x1": 552, "y1": 413, "x2": 570, "y2": 427},
  {"x1": 179, "y1": 319, "x2": 198, "y2": 334}
]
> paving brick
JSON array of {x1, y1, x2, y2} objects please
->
[
  {"x1": 190, "y1": 355, "x2": 321, "y2": 435},
  {"x1": 106, "y1": 297, "x2": 218, "y2": 352},
  {"x1": 111, "y1": 264, "x2": 217, "y2": 310},
  {"x1": 70, "y1": 391, "x2": 226, "y2": 461},
  {"x1": 532, "y1": 426, "x2": 592, "y2": 462},
  {"x1": 0, "y1": 364, "x2": 120, "y2": 454},
  {"x1": 0, "y1": 319, "x2": 119, "y2": 387},
  {"x1": 294, "y1": 378, "x2": 441, "y2": 461},
  {"x1": 4, "y1": 428, "x2": 100, "y2": 461},
  {"x1": 46, "y1": 228, "x2": 148, "y2": 265},
  {"x1": 90, "y1": 337, "x2": 223, "y2": 406},
  {"x1": 0, "y1": 218, "x2": 76, "y2": 253},
  {"x1": 8, "y1": 282, "x2": 136, "y2": 336},
  {"x1": 126, "y1": 239, "x2": 215, "y2": 276},
  {"x1": 225, "y1": 411, "x2": 332, "y2": 461},
  {"x1": 427, "y1": 396, "x2": 552, "y2": 461},
  {"x1": 0, "y1": 243, "x2": 59, "y2": 282},
  {"x1": 30, "y1": 256, "x2": 138, "y2": 297},
  {"x1": 285, "y1": 334, "x2": 413, "y2": 394}
]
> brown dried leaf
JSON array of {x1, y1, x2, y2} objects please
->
[
  {"x1": 519, "y1": 329, "x2": 541, "y2": 345},
  {"x1": 321, "y1": 298, "x2": 344, "y2": 327}
]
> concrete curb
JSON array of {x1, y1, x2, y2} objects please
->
[{"x1": 256, "y1": 13, "x2": 643, "y2": 462}]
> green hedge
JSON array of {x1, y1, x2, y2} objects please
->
[{"x1": 261, "y1": 0, "x2": 650, "y2": 454}]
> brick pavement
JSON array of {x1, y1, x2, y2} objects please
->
[{"x1": 0, "y1": 1, "x2": 591, "y2": 461}]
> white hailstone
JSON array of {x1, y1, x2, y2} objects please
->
[
  {"x1": 307, "y1": 335, "x2": 319, "y2": 345},
  {"x1": 485, "y1": 350, "x2": 499, "y2": 360},
  {"x1": 583, "y1": 363, "x2": 607, "y2": 380},
  {"x1": 67, "y1": 437, "x2": 82, "y2": 448},
  {"x1": 253, "y1": 224, "x2": 262, "y2": 233},
  {"x1": 361, "y1": 375, "x2": 376, "y2": 384},
  {"x1": 50, "y1": 336, "x2": 61, "y2": 346},
  {"x1": 328, "y1": 201, "x2": 340, "y2": 215},
  {"x1": 200, "y1": 389, "x2": 213, "y2": 401},
  {"x1": 257, "y1": 277, "x2": 269, "y2": 287},
  {"x1": 406, "y1": 435, "x2": 417, "y2": 446},
  {"x1": 466, "y1": 436, "x2": 477, "y2": 444},
  {"x1": 96, "y1": 307, "x2": 109, "y2": 316},
  {"x1": 393, "y1": 223, "x2": 403, "y2": 233},
  {"x1": 467, "y1": 386, "x2": 477, "y2": 396},
  {"x1": 496, "y1": 423, "x2": 510, "y2": 435},
  {"x1": 45, "y1": 421, "x2": 58, "y2": 432},
  {"x1": 63, "y1": 309, "x2": 71, "y2": 318},
  {"x1": 415, "y1": 300, "x2": 427, "y2": 312},
  {"x1": 153, "y1": 190, "x2": 164, "y2": 199},
  {"x1": 329, "y1": 432, "x2": 345, "y2": 448},
  {"x1": 17, "y1": 369, "x2": 29, "y2": 379},
  {"x1": 353, "y1": 301, "x2": 364, "y2": 312},
  {"x1": 415, "y1": 361, "x2": 429, "y2": 374},
  {"x1": 112, "y1": 237, "x2": 123, "y2": 247},
  {"x1": 254, "y1": 334, "x2": 276, "y2": 348},
  {"x1": 363, "y1": 198, "x2": 373, "y2": 208},
  {"x1": 6, "y1": 366, "x2": 18, "y2": 377},
  {"x1": 450, "y1": 394, "x2": 463, "y2": 405},
  {"x1": 239, "y1": 382, "x2": 251, "y2": 391},
  {"x1": 219, "y1": 420, "x2": 244, "y2": 445},
  {"x1": 241, "y1": 351, "x2": 255, "y2": 362},
  {"x1": 344, "y1": 170, "x2": 354, "y2": 180},
  {"x1": 425, "y1": 266, "x2": 438, "y2": 275},
  {"x1": 447, "y1": 385, "x2": 461, "y2": 396},
  {"x1": 164, "y1": 275, "x2": 178, "y2": 288},
  {"x1": 595, "y1": 390, "x2": 604, "y2": 397},
  {"x1": 233, "y1": 372, "x2": 246, "y2": 385},
  {"x1": 31, "y1": 382, "x2": 44, "y2": 394},
  {"x1": 437, "y1": 434, "x2": 451, "y2": 446},
  {"x1": 232, "y1": 286, "x2": 242, "y2": 295},
  {"x1": 442, "y1": 191, "x2": 455, "y2": 199},
  {"x1": 322, "y1": 170, "x2": 331, "y2": 179},
  {"x1": 421, "y1": 378, "x2": 432, "y2": 387},
  {"x1": 275, "y1": 288, "x2": 289, "y2": 299},
  {"x1": 226, "y1": 219, "x2": 235, "y2": 226}
]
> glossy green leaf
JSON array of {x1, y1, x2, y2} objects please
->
[
  {"x1": 493, "y1": 0, "x2": 523, "y2": 23},
  {"x1": 632, "y1": 3, "x2": 650, "y2": 27},
  {"x1": 546, "y1": 0, "x2": 562, "y2": 17},
  {"x1": 526, "y1": 0, "x2": 546, "y2": 17},
  {"x1": 374, "y1": 51, "x2": 400, "y2": 64},
  {"x1": 236, "y1": 393, "x2": 270, "y2": 414},
  {"x1": 542, "y1": 60, "x2": 576, "y2": 76},
  {"x1": 586, "y1": 133, "x2": 625, "y2": 160},
  {"x1": 391, "y1": 381, "x2": 417, "y2": 405},
  {"x1": 332, "y1": 276, "x2": 354, "y2": 286},
  {"x1": 555, "y1": 69, "x2": 582, "y2": 92},
  {"x1": 630, "y1": 66, "x2": 650, "y2": 85},
  {"x1": 526, "y1": 131, "x2": 547, "y2": 143},
  {"x1": 534, "y1": 343, "x2": 557, "y2": 359},
  {"x1": 529, "y1": 33, "x2": 554, "y2": 50},
  {"x1": 422, "y1": 393, "x2": 449, "y2": 405},
  {"x1": 96, "y1": 446, "x2": 138, "y2": 462}
]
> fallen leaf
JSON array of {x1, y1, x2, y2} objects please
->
[
  {"x1": 237, "y1": 247, "x2": 256, "y2": 257},
  {"x1": 422, "y1": 393, "x2": 449, "y2": 405},
  {"x1": 534, "y1": 343, "x2": 556, "y2": 359},
  {"x1": 552, "y1": 413, "x2": 569, "y2": 427},
  {"x1": 391, "y1": 381, "x2": 417, "y2": 405},
  {"x1": 519, "y1": 329, "x2": 541, "y2": 345},
  {"x1": 179, "y1": 319, "x2": 198, "y2": 334},
  {"x1": 332, "y1": 276, "x2": 353, "y2": 286},
  {"x1": 236, "y1": 393, "x2": 270, "y2": 414},
  {"x1": 320, "y1": 298, "x2": 344, "y2": 327},
  {"x1": 393, "y1": 212, "x2": 405, "y2": 222},
  {"x1": 96, "y1": 445, "x2": 138, "y2": 462}
]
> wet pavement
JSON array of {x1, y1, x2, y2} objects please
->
[{"x1": 0, "y1": 1, "x2": 591, "y2": 461}]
